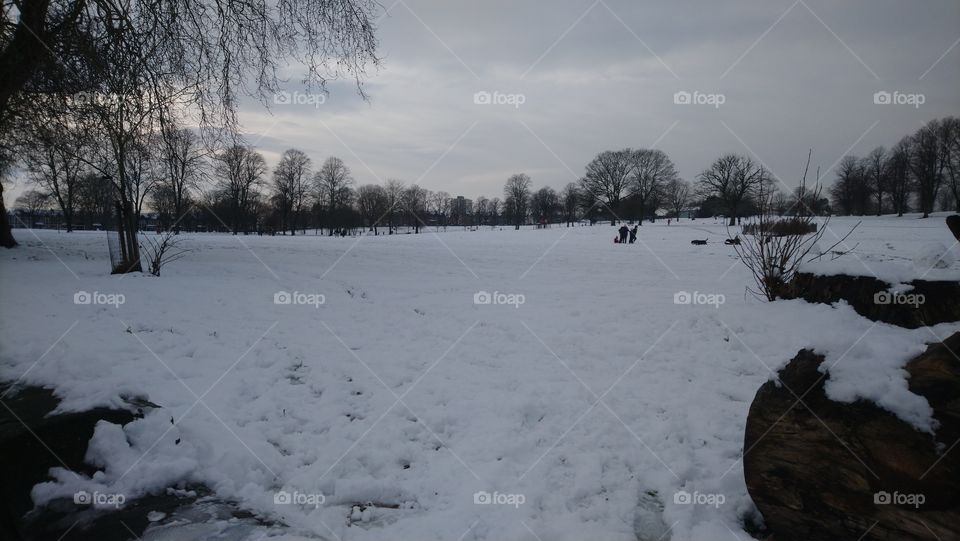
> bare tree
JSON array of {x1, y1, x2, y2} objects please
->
[
  {"x1": 888, "y1": 138, "x2": 912, "y2": 216},
  {"x1": 580, "y1": 149, "x2": 632, "y2": 225},
  {"x1": 14, "y1": 189, "x2": 50, "y2": 227},
  {"x1": 530, "y1": 186, "x2": 559, "y2": 226},
  {"x1": 313, "y1": 157, "x2": 354, "y2": 235},
  {"x1": 215, "y1": 144, "x2": 267, "y2": 234},
  {"x1": 489, "y1": 197, "x2": 501, "y2": 227},
  {"x1": 356, "y1": 184, "x2": 388, "y2": 234},
  {"x1": 560, "y1": 182, "x2": 580, "y2": 226},
  {"x1": 503, "y1": 173, "x2": 532, "y2": 230},
  {"x1": 20, "y1": 118, "x2": 87, "y2": 231},
  {"x1": 910, "y1": 119, "x2": 947, "y2": 218},
  {"x1": 629, "y1": 149, "x2": 677, "y2": 225},
  {"x1": 430, "y1": 190, "x2": 451, "y2": 230},
  {"x1": 696, "y1": 154, "x2": 766, "y2": 226},
  {"x1": 403, "y1": 184, "x2": 429, "y2": 233},
  {"x1": 943, "y1": 116, "x2": 960, "y2": 212},
  {"x1": 384, "y1": 179, "x2": 405, "y2": 233},
  {"x1": 272, "y1": 149, "x2": 311, "y2": 235},
  {"x1": 156, "y1": 121, "x2": 207, "y2": 233},
  {"x1": 864, "y1": 146, "x2": 888, "y2": 216},
  {"x1": 732, "y1": 152, "x2": 836, "y2": 300},
  {"x1": 829, "y1": 155, "x2": 872, "y2": 215},
  {"x1": 0, "y1": 0, "x2": 381, "y2": 130},
  {"x1": 665, "y1": 178, "x2": 691, "y2": 221}
]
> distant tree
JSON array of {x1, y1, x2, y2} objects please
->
[
  {"x1": 314, "y1": 157, "x2": 354, "y2": 235},
  {"x1": 888, "y1": 138, "x2": 912, "y2": 216},
  {"x1": 864, "y1": 146, "x2": 888, "y2": 216},
  {"x1": 943, "y1": 116, "x2": 960, "y2": 212},
  {"x1": 356, "y1": 184, "x2": 388, "y2": 234},
  {"x1": 560, "y1": 182, "x2": 580, "y2": 226},
  {"x1": 384, "y1": 179, "x2": 405, "y2": 232},
  {"x1": 272, "y1": 149, "x2": 312, "y2": 235},
  {"x1": 830, "y1": 155, "x2": 871, "y2": 215},
  {"x1": 20, "y1": 119, "x2": 87, "y2": 231},
  {"x1": 156, "y1": 121, "x2": 206, "y2": 233},
  {"x1": 489, "y1": 197, "x2": 501, "y2": 227},
  {"x1": 503, "y1": 173, "x2": 532, "y2": 229},
  {"x1": 14, "y1": 189, "x2": 50, "y2": 227},
  {"x1": 215, "y1": 145, "x2": 267, "y2": 234},
  {"x1": 908, "y1": 119, "x2": 947, "y2": 218},
  {"x1": 696, "y1": 154, "x2": 766, "y2": 226},
  {"x1": 629, "y1": 149, "x2": 677, "y2": 225},
  {"x1": 530, "y1": 186, "x2": 559, "y2": 225},
  {"x1": 403, "y1": 184, "x2": 429, "y2": 233},
  {"x1": 580, "y1": 149, "x2": 632, "y2": 225},
  {"x1": 431, "y1": 191, "x2": 452, "y2": 230},
  {"x1": 665, "y1": 178, "x2": 691, "y2": 220},
  {"x1": 473, "y1": 196, "x2": 488, "y2": 227}
]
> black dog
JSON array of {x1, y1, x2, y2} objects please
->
[{"x1": 691, "y1": 239, "x2": 707, "y2": 245}]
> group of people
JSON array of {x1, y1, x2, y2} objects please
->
[{"x1": 615, "y1": 224, "x2": 638, "y2": 244}]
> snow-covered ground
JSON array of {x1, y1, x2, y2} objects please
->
[{"x1": 1, "y1": 214, "x2": 958, "y2": 541}]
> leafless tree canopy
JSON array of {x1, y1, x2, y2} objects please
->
[
  {"x1": 1, "y1": 0, "x2": 381, "y2": 130},
  {"x1": 696, "y1": 154, "x2": 767, "y2": 226}
]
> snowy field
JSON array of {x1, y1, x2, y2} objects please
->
[{"x1": 1, "y1": 215, "x2": 959, "y2": 541}]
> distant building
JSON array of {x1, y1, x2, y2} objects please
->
[{"x1": 451, "y1": 196, "x2": 473, "y2": 226}]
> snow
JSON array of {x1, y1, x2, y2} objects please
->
[
  {"x1": 913, "y1": 242, "x2": 955, "y2": 272},
  {"x1": 2, "y1": 214, "x2": 958, "y2": 541},
  {"x1": 798, "y1": 213, "x2": 960, "y2": 283}
]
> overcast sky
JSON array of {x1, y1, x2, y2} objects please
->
[{"x1": 238, "y1": 0, "x2": 960, "y2": 199}]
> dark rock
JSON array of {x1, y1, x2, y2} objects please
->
[
  {"x1": 0, "y1": 384, "x2": 137, "y2": 540},
  {"x1": 743, "y1": 333, "x2": 960, "y2": 541},
  {"x1": 785, "y1": 272, "x2": 960, "y2": 328},
  {"x1": 947, "y1": 216, "x2": 960, "y2": 242}
]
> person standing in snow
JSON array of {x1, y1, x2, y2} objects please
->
[
  {"x1": 629, "y1": 225, "x2": 638, "y2": 244},
  {"x1": 618, "y1": 225, "x2": 629, "y2": 244}
]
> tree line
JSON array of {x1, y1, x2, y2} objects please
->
[
  {"x1": 829, "y1": 117, "x2": 960, "y2": 217},
  {"x1": 9, "y1": 116, "x2": 959, "y2": 240}
]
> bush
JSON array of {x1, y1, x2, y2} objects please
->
[{"x1": 742, "y1": 218, "x2": 817, "y2": 236}]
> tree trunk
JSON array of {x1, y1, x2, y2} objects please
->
[{"x1": 0, "y1": 182, "x2": 17, "y2": 248}]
